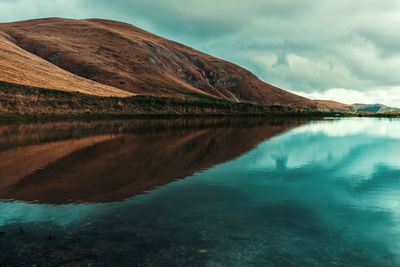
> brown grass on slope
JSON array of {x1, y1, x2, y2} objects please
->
[{"x1": 0, "y1": 31, "x2": 132, "y2": 97}]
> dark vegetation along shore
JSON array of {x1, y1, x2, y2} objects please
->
[
  {"x1": 0, "y1": 81, "x2": 342, "y2": 122},
  {"x1": 1, "y1": 81, "x2": 399, "y2": 122}
]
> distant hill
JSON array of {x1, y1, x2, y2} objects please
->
[
  {"x1": 352, "y1": 104, "x2": 399, "y2": 113},
  {"x1": 312, "y1": 100, "x2": 353, "y2": 112}
]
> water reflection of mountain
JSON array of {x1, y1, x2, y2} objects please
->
[{"x1": 0, "y1": 118, "x2": 306, "y2": 204}]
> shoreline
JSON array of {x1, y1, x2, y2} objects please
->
[
  {"x1": 1, "y1": 81, "x2": 399, "y2": 123},
  {"x1": 1, "y1": 112, "x2": 400, "y2": 124}
]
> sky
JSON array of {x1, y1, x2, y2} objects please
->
[{"x1": 1, "y1": 0, "x2": 400, "y2": 106}]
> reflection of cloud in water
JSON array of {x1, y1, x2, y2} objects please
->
[
  {"x1": 248, "y1": 118, "x2": 400, "y2": 175},
  {"x1": 198, "y1": 118, "x2": 400, "y2": 259},
  {"x1": 2, "y1": 118, "x2": 400, "y2": 265},
  {"x1": 207, "y1": 118, "x2": 400, "y2": 211},
  {"x1": 294, "y1": 118, "x2": 400, "y2": 139}
]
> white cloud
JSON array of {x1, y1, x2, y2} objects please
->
[{"x1": 291, "y1": 87, "x2": 400, "y2": 107}]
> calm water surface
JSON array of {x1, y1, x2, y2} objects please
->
[{"x1": 0, "y1": 118, "x2": 399, "y2": 266}]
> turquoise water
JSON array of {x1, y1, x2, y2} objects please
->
[{"x1": 1, "y1": 118, "x2": 400, "y2": 266}]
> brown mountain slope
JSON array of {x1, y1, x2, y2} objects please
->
[
  {"x1": 0, "y1": 18, "x2": 316, "y2": 107},
  {"x1": 0, "y1": 31, "x2": 132, "y2": 97}
]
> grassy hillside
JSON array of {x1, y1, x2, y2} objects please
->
[{"x1": 0, "y1": 18, "x2": 315, "y2": 107}]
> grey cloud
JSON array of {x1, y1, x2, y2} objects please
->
[{"x1": 1, "y1": 0, "x2": 400, "y2": 105}]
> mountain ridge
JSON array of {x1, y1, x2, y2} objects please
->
[
  {"x1": 0, "y1": 17, "x2": 318, "y2": 109},
  {"x1": 1, "y1": 17, "x2": 390, "y2": 115}
]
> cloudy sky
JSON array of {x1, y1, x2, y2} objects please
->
[{"x1": 1, "y1": 0, "x2": 400, "y2": 106}]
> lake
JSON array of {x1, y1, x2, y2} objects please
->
[{"x1": 0, "y1": 117, "x2": 399, "y2": 266}]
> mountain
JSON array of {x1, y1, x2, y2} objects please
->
[
  {"x1": 0, "y1": 18, "x2": 319, "y2": 110},
  {"x1": 352, "y1": 104, "x2": 399, "y2": 113}
]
